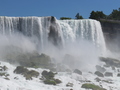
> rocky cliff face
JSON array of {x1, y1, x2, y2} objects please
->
[
  {"x1": 100, "y1": 20, "x2": 120, "y2": 34},
  {"x1": 100, "y1": 20, "x2": 120, "y2": 52}
]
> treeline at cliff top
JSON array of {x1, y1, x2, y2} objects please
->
[{"x1": 60, "y1": 7, "x2": 120, "y2": 21}]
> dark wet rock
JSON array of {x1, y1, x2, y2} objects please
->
[
  {"x1": 42, "y1": 70, "x2": 55, "y2": 80},
  {"x1": 42, "y1": 70, "x2": 48, "y2": 77},
  {"x1": 25, "y1": 70, "x2": 39, "y2": 78},
  {"x1": 26, "y1": 53, "x2": 55, "y2": 69},
  {"x1": 117, "y1": 73, "x2": 120, "y2": 77},
  {"x1": 0, "y1": 72, "x2": 6, "y2": 76},
  {"x1": 14, "y1": 77, "x2": 19, "y2": 80},
  {"x1": 100, "y1": 20, "x2": 120, "y2": 52},
  {"x1": 95, "y1": 71, "x2": 104, "y2": 77},
  {"x1": 44, "y1": 79, "x2": 56, "y2": 85},
  {"x1": 41, "y1": 70, "x2": 61, "y2": 85},
  {"x1": 99, "y1": 57, "x2": 120, "y2": 67},
  {"x1": 88, "y1": 72, "x2": 93, "y2": 74},
  {"x1": 14, "y1": 66, "x2": 39, "y2": 80},
  {"x1": 111, "y1": 66, "x2": 115, "y2": 70},
  {"x1": 24, "y1": 74, "x2": 32, "y2": 80},
  {"x1": 117, "y1": 69, "x2": 120, "y2": 72},
  {"x1": 3, "y1": 51, "x2": 56, "y2": 70},
  {"x1": 54, "y1": 79, "x2": 62, "y2": 84},
  {"x1": 74, "y1": 69, "x2": 82, "y2": 75},
  {"x1": 43, "y1": 78, "x2": 62, "y2": 85},
  {"x1": 48, "y1": 16, "x2": 62, "y2": 46},
  {"x1": 14, "y1": 66, "x2": 28, "y2": 75},
  {"x1": 4, "y1": 77, "x2": 10, "y2": 80},
  {"x1": 24, "y1": 70, "x2": 39, "y2": 80},
  {"x1": 96, "y1": 65, "x2": 106, "y2": 73},
  {"x1": 85, "y1": 80, "x2": 91, "y2": 82},
  {"x1": 103, "y1": 64, "x2": 110, "y2": 68},
  {"x1": 66, "y1": 82, "x2": 74, "y2": 87},
  {"x1": 81, "y1": 83, "x2": 106, "y2": 90},
  {"x1": 50, "y1": 16, "x2": 56, "y2": 23},
  {"x1": 95, "y1": 77, "x2": 101, "y2": 82},
  {"x1": 2, "y1": 66, "x2": 8, "y2": 71},
  {"x1": 0, "y1": 65, "x2": 8, "y2": 71},
  {"x1": 0, "y1": 72, "x2": 9, "y2": 77},
  {"x1": 104, "y1": 72, "x2": 113, "y2": 77},
  {"x1": 5, "y1": 74, "x2": 9, "y2": 77}
]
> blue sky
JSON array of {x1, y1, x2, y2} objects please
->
[{"x1": 0, "y1": 0, "x2": 120, "y2": 19}]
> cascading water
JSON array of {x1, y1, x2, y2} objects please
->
[
  {"x1": 0, "y1": 16, "x2": 60, "y2": 52},
  {"x1": 0, "y1": 16, "x2": 106, "y2": 56},
  {"x1": 58, "y1": 19, "x2": 106, "y2": 56}
]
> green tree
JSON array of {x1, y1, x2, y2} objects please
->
[
  {"x1": 108, "y1": 8, "x2": 120, "y2": 20},
  {"x1": 60, "y1": 17, "x2": 72, "y2": 20},
  {"x1": 89, "y1": 11, "x2": 106, "y2": 20},
  {"x1": 89, "y1": 11, "x2": 97, "y2": 19},
  {"x1": 119, "y1": 8, "x2": 120, "y2": 11},
  {"x1": 75, "y1": 13, "x2": 83, "y2": 19}
]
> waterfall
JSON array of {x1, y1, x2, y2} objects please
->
[
  {"x1": 58, "y1": 19, "x2": 106, "y2": 55},
  {"x1": 0, "y1": 16, "x2": 59, "y2": 52},
  {"x1": 0, "y1": 16, "x2": 106, "y2": 55}
]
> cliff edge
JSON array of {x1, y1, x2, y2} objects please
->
[{"x1": 100, "y1": 19, "x2": 120, "y2": 52}]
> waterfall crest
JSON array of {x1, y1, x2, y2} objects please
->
[{"x1": 0, "y1": 16, "x2": 106, "y2": 55}]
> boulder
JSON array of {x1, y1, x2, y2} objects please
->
[
  {"x1": 14, "y1": 66, "x2": 28, "y2": 75},
  {"x1": 95, "y1": 77, "x2": 101, "y2": 82},
  {"x1": 54, "y1": 79, "x2": 62, "y2": 84},
  {"x1": 14, "y1": 66, "x2": 39, "y2": 80},
  {"x1": 0, "y1": 72, "x2": 6, "y2": 76},
  {"x1": 99, "y1": 57, "x2": 120, "y2": 67},
  {"x1": 0, "y1": 65, "x2": 8, "y2": 71},
  {"x1": 104, "y1": 72, "x2": 113, "y2": 77},
  {"x1": 117, "y1": 69, "x2": 120, "y2": 72},
  {"x1": 94, "y1": 71, "x2": 104, "y2": 77},
  {"x1": 81, "y1": 83, "x2": 106, "y2": 90},
  {"x1": 96, "y1": 65, "x2": 106, "y2": 73},
  {"x1": 74, "y1": 69, "x2": 82, "y2": 75},
  {"x1": 4, "y1": 77, "x2": 10, "y2": 80},
  {"x1": 111, "y1": 66, "x2": 115, "y2": 70},
  {"x1": 42, "y1": 70, "x2": 55, "y2": 79},
  {"x1": 4, "y1": 51, "x2": 56, "y2": 70},
  {"x1": 117, "y1": 73, "x2": 120, "y2": 77},
  {"x1": 0, "y1": 72, "x2": 9, "y2": 77},
  {"x1": 66, "y1": 82, "x2": 74, "y2": 87},
  {"x1": 26, "y1": 70, "x2": 39, "y2": 78},
  {"x1": 41, "y1": 70, "x2": 61, "y2": 85},
  {"x1": 44, "y1": 79, "x2": 56, "y2": 85},
  {"x1": 21, "y1": 53, "x2": 55, "y2": 69}
]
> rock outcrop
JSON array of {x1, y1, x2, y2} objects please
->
[{"x1": 100, "y1": 19, "x2": 120, "y2": 51}]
